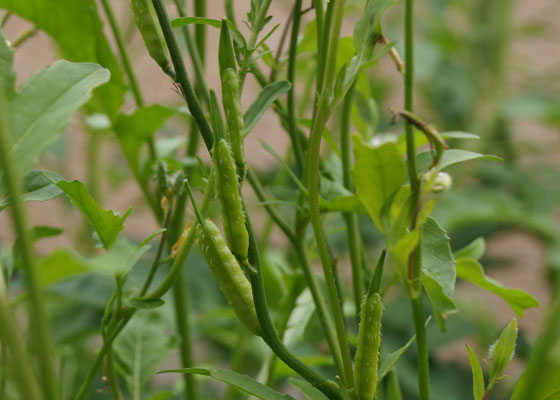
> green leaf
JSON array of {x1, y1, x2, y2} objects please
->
[
  {"x1": 489, "y1": 319, "x2": 518, "y2": 378},
  {"x1": 114, "y1": 313, "x2": 175, "y2": 397},
  {"x1": 455, "y1": 258, "x2": 539, "y2": 317},
  {"x1": 320, "y1": 195, "x2": 368, "y2": 214},
  {"x1": 353, "y1": 0, "x2": 396, "y2": 55},
  {"x1": 88, "y1": 238, "x2": 149, "y2": 276},
  {"x1": 389, "y1": 230, "x2": 420, "y2": 280},
  {"x1": 288, "y1": 378, "x2": 329, "y2": 400},
  {"x1": 56, "y1": 180, "x2": 131, "y2": 249},
  {"x1": 113, "y1": 105, "x2": 175, "y2": 173},
  {"x1": 1, "y1": 61, "x2": 109, "y2": 191},
  {"x1": 36, "y1": 249, "x2": 91, "y2": 287},
  {"x1": 13, "y1": 225, "x2": 63, "y2": 258},
  {"x1": 159, "y1": 367, "x2": 297, "y2": 400},
  {"x1": 0, "y1": 0, "x2": 125, "y2": 118},
  {"x1": 454, "y1": 237, "x2": 486, "y2": 261},
  {"x1": 147, "y1": 392, "x2": 175, "y2": 400},
  {"x1": 378, "y1": 330, "x2": 418, "y2": 383},
  {"x1": 417, "y1": 149, "x2": 502, "y2": 173},
  {"x1": 0, "y1": 27, "x2": 15, "y2": 100},
  {"x1": 0, "y1": 170, "x2": 63, "y2": 211},
  {"x1": 466, "y1": 345, "x2": 485, "y2": 400},
  {"x1": 244, "y1": 81, "x2": 292, "y2": 135},
  {"x1": 421, "y1": 218, "x2": 456, "y2": 331},
  {"x1": 352, "y1": 135, "x2": 406, "y2": 232},
  {"x1": 511, "y1": 359, "x2": 560, "y2": 400}
]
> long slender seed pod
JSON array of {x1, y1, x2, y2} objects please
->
[
  {"x1": 130, "y1": 0, "x2": 171, "y2": 72},
  {"x1": 214, "y1": 139, "x2": 249, "y2": 261},
  {"x1": 196, "y1": 220, "x2": 260, "y2": 335},
  {"x1": 221, "y1": 68, "x2": 246, "y2": 172}
]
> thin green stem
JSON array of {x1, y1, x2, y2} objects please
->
[
  {"x1": 0, "y1": 102, "x2": 59, "y2": 400},
  {"x1": 101, "y1": 0, "x2": 155, "y2": 161},
  {"x1": 224, "y1": 0, "x2": 236, "y2": 26},
  {"x1": 306, "y1": 0, "x2": 354, "y2": 392},
  {"x1": 403, "y1": 0, "x2": 430, "y2": 397},
  {"x1": 340, "y1": 84, "x2": 364, "y2": 320},
  {"x1": 151, "y1": 0, "x2": 214, "y2": 150},
  {"x1": 238, "y1": 0, "x2": 273, "y2": 88},
  {"x1": 0, "y1": 274, "x2": 44, "y2": 400},
  {"x1": 11, "y1": 26, "x2": 39, "y2": 48},
  {"x1": 243, "y1": 201, "x2": 342, "y2": 400},
  {"x1": 172, "y1": 271, "x2": 198, "y2": 400},
  {"x1": 106, "y1": 347, "x2": 122, "y2": 400},
  {"x1": 286, "y1": 0, "x2": 305, "y2": 174},
  {"x1": 246, "y1": 169, "x2": 346, "y2": 377}
]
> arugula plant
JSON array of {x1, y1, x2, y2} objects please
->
[{"x1": 0, "y1": 1, "x2": 554, "y2": 400}]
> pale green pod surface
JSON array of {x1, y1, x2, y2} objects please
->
[
  {"x1": 221, "y1": 68, "x2": 245, "y2": 171},
  {"x1": 214, "y1": 138, "x2": 249, "y2": 261},
  {"x1": 354, "y1": 293, "x2": 383, "y2": 400},
  {"x1": 130, "y1": 0, "x2": 170, "y2": 70},
  {"x1": 196, "y1": 220, "x2": 260, "y2": 335}
]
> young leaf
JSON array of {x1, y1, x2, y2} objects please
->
[
  {"x1": 466, "y1": 345, "x2": 485, "y2": 400},
  {"x1": 219, "y1": 19, "x2": 237, "y2": 73},
  {"x1": 0, "y1": 170, "x2": 63, "y2": 211},
  {"x1": 455, "y1": 258, "x2": 539, "y2": 317},
  {"x1": 454, "y1": 237, "x2": 486, "y2": 260},
  {"x1": 56, "y1": 180, "x2": 131, "y2": 249},
  {"x1": 244, "y1": 81, "x2": 292, "y2": 135},
  {"x1": 159, "y1": 367, "x2": 297, "y2": 400},
  {"x1": 378, "y1": 330, "x2": 417, "y2": 382},
  {"x1": 489, "y1": 319, "x2": 518, "y2": 379},
  {"x1": 352, "y1": 135, "x2": 406, "y2": 232},
  {"x1": 417, "y1": 149, "x2": 502, "y2": 173},
  {"x1": 1, "y1": 61, "x2": 109, "y2": 187}
]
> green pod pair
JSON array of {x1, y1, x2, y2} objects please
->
[
  {"x1": 196, "y1": 220, "x2": 260, "y2": 336},
  {"x1": 221, "y1": 68, "x2": 245, "y2": 172},
  {"x1": 214, "y1": 138, "x2": 249, "y2": 262},
  {"x1": 354, "y1": 293, "x2": 383, "y2": 400},
  {"x1": 130, "y1": 0, "x2": 170, "y2": 71}
]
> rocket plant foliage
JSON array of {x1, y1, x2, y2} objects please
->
[{"x1": 0, "y1": 0, "x2": 557, "y2": 400}]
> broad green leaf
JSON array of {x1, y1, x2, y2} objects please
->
[
  {"x1": 114, "y1": 313, "x2": 175, "y2": 397},
  {"x1": 417, "y1": 149, "x2": 502, "y2": 173},
  {"x1": 389, "y1": 230, "x2": 420, "y2": 280},
  {"x1": 421, "y1": 218, "x2": 456, "y2": 331},
  {"x1": 0, "y1": 28, "x2": 14, "y2": 99},
  {"x1": 244, "y1": 81, "x2": 292, "y2": 135},
  {"x1": 353, "y1": 0, "x2": 396, "y2": 55},
  {"x1": 466, "y1": 345, "x2": 485, "y2": 400},
  {"x1": 56, "y1": 180, "x2": 131, "y2": 249},
  {"x1": 4, "y1": 61, "x2": 109, "y2": 187},
  {"x1": 159, "y1": 367, "x2": 297, "y2": 400},
  {"x1": 89, "y1": 238, "x2": 149, "y2": 276},
  {"x1": 13, "y1": 226, "x2": 63, "y2": 258},
  {"x1": 0, "y1": 0, "x2": 124, "y2": 117},
  {"x1": 113, "y1": 105, "x2": 175, "y2": 173},
  {"x1": 36, "y1": 249, "x2": 91, "y2": 287},
  {"x1": 319, "y1": 195, "x2": 367, "y2": 214},
  {"x1": 454, "y1": 237, "x2": 485, "y2": 261},
  {"x1": 288, "y1": 378, "x2": 329, "y2": 400},
  {"x1": 352, "y1": 135, "x2": 406, "y2": 232},
  {"x1": 0, "y1": 170, "x2": 63, "y2": 211},
  {"x1": 489, "y1": 319, "x2": 517, "y2": 378},
  {"x1": 455, "y1": 258, "x2": 539, "y2": 317}
]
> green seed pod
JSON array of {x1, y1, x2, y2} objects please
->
[
  {"x1": 354, "y1": 293, "x2": 383, "y2": 400},
  {"x1": 130, "y1": 0, "x2": 170, "y2": 71},
  {"x1": 221, "y1": 68, "x2": 245, "y2": 172},
  {"x1": 214, "y1": 138, "x2": 249, "y2": 262},
  {"x1": 196, "y1": 219, "x2": 260, "y2": 335}
]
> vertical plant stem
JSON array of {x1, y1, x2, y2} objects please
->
[
  {"x1": 0, "y1": 274, "x2": 44, "y2": 400},
  {"x1": 306, "y1": 0, "x2": 355, "y2": 392},
  {"x1": 242, "y1": 201, "x2": 343, "y2": 400},
  {"x1": 151, "y1": 0, "x2": 214, "y2": 150},
  {"x1": 286, "y1": 0, "x2": 305, "y2": 174},
  {"x1": 106, "y1": 347, "x2": 122, "y2": 400},
  {"x1": 340, "y1": 84, "x2": 364, "y2": 321},
  {"x1": 172, "y1": 271, "x2": 198, "y2": 400},
  {"x1": 403, "y1": 0, "x2": 430, "y2": 397},
  {"x1": 0, "y1": 103, "x2": 59, "y2": 400}
]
